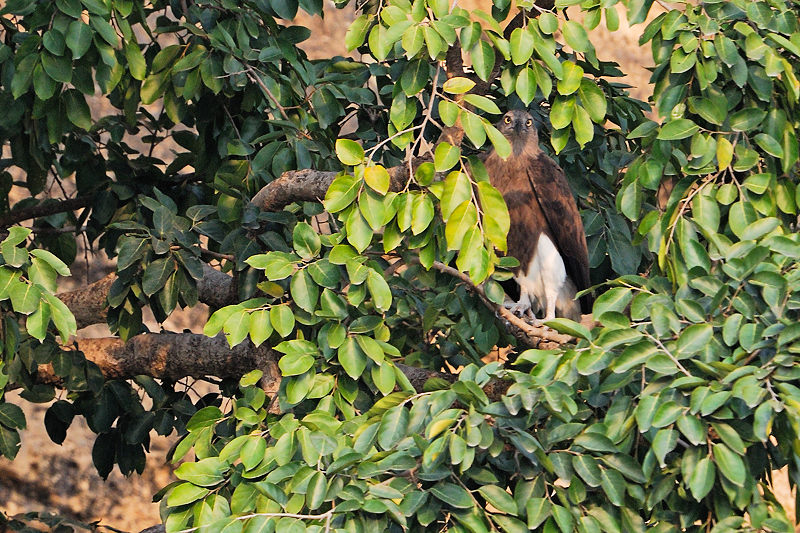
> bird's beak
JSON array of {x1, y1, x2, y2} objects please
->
[{"x1": 514, "y1": 121, "x2": 523, "y2": 135}]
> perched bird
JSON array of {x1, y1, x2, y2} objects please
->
[{"x1": 484, "y1": 110, "x2": 592, "y2": 322}]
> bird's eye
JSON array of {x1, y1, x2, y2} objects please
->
[
  {"x1": 504, "y1": 116, "x2": 511, "y2": 124},
  {"x1": 526, "y1": 119, "x2": 532, "y2": 127}
]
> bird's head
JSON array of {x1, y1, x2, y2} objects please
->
[{"x1": 497, "y1": 110, "x2": 540, "y2": 156}]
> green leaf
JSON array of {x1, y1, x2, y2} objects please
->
[
  {"x1": 562, "y1": 20, "x2": 590, "y2": 52},
  {"x1": 175, "y1": 457, "x2": 227, "y2": 487},
  {"x1": 658, "y1": 119, "x2": 699, "y2": 140},
  {"x1": 293, "y1": 222, "x2": 321, "y2": 260},
  {"x1": 446, "y1": 201, "x2": 478, "y2": 250},
  {"x1": 462, "y1": 110, "x2": 487, "y2": 148},
  {"x1": 471, "y1": 40, "x2": 495, "y2": 82},
  {"x1": 516, "y1": 67, "x2": 537, "y2": 105},
  {"x1": 0, "y1": 426, "x2": 21, "y2": 460},
  {"x1": 223, "y1": 309, "x2": 251, "y2": 347},
  {"x1": 577, "y1": 79, "x2": 607, "y2": 122},
  {"x1": 364, "y1": 165, "x2": 391, "y2": 195},
  {"x1": 168, "y1": 483, "x2": 211, "y2": 507},
  {"x1": 90, "y1": 16, "x2": 118, "y2": 46},
  {"x1": 142, "y1": 256, "x2": 176, "y2": 296},
  {"x1": 411, "y1": 194, "x2": 435, "y2": 235},
  {"x1": 338, "y1": 337, "x2": 367, "y2": 379},
  {"x1": 430, "y1": 481, "x2": 473, "y2": 509},
  {"x1": 510, "y1": 27, "x2": 534, "y2": 65},
  {"x1": 401, "y1": 59, "x2": 428, "y2": 96},
  {"x1": 402, "y1": 24, "x2": 425, "y2": 57},
  {"x1": 478, "y1": 485, "x2": 517, "y2": 515},
  {"x1": 43, "y1": 293, "x2": 76, "y2": 342},
  {"x1": 336, "y1": 139, "x2": 364, "y2": 166},
  {"x1": 378, "y1": 405, "x2": 408, "y2": 449},
  {"x1": 66, "y1": 20, "x2": 92, "y2": 59},
  {"x1": 439, "y1": 100, "x2": 460, "y2": 127},
  {"x1": 346, "y1": 208, "x2": 373, "y2": 253},
  {"x1": 477, "y1": 181, "x2": 509, "y2": 250},
  {"x1": 10, "y1": 283, "x2": 40, "y2": 315},
  {"x1": 550, "y1": 96, "x2": 575, "y2": 130},
  {"x1": 557, "y1": 61, "x2": 583, "y2": 95},
  {"x1": 676, "y1": 324, "x2": 713, "y2": 356},
  {"x1": 443, "y1": 76, "x2": 475, "y2": 94},
  {"x1": 124, "y1": 40, "x2": 146, "y2": 80},
  {"x1": 345, "y1": 14, "x2": 372, "y2": 51},
  {"x1": 463, "y1": 94, "x2": 501, "y2": 115},
  {"x1": 367, "y1": 269, "x2": 392, "y2": 312},
  {"x1": 572, "y1": 454, "x2": 602, "y2": 487},
  {"x1": 435, "y1": 142, "x2": 461, "y2": 172},
  {"x1": 688, "y1": 456, "x2": 715, "y2": 501},
  {"x1": 713, "y1": 443, "x2": 745, "y2": 486},
  {"x1": 278, "y1": 351, "x2": 314, "y2": 376},
  {"x1": 41, "y1": 52, "x2": 72, "y2": 84},
  {"x1": 305, "y1": 471, "x2": 327, "y2": 510},
  {"x1": 290, "y1": 270, "x2": 319, "y2": 313},
  {"x1": 64, "y1": 90, "x2": 92, "y2": 131},
  {"x1": 729, "y1": 108, "x2": 766, "y2": 132},
  {"x1": 30, "y1": 249, "x2": 70, "y2": 277},
  {"x1": 26, "y1": 299, "x2": 52, "y2": 341},
  {"x1": 270, "y1": 306, "x2": 295, "y2": 338},
  {"x1": 526, "y1": 498, "x2": 552, "y2": 529},
  {"x1": 324, "y1": 174, "x2": 361, "y2": 213},
  {"x1": 0, "y1": 403, "x2": 26, "y2": 430},
  {"x1": 249, "y1": 310, "x2": 273, "y2": 347}
]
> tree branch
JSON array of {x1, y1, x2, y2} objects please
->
[
  {"x1": 57, "y1": 264, "x2": 237, "y2": 330},
  {"x1": 251, "y1": 159, "x2": 431, "y2": 213},
  {"x1": 68, "y1": 334, "x2": 279, "y2": 383},
  {"x1": 427, "y1": 261, "x2": 577, "y2": 349},
  {"x1": 0, "y1": 196, "x2": 92, "y2": 229}
]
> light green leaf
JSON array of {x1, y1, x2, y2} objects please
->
[
  {"x1": 442, "y1": 76, "x2": 475, "y2": 94},
  {"x1": 562, "y1": 20, "x2": 590, "y2": 52},
  {"x1": 510, "y1": 27, "x2": 534, "y2": 65},
  {"x1": 336, "y1": 139, "x2": 364, "y2": 166},
  {"x1": 557, "y1": 61, "x2": 583, "y2": 95},
  {"x1": 434, "y1": 142, "x2": 461, "y2": 172},
  {"x1": 364, "y1": 165, "x2": 391, "y2": 195}
]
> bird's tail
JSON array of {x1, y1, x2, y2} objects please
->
[{"x1": 556, "y1": 278, "x2": 582, "y2": 322}]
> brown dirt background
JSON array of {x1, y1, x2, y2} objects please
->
[{"x1": 0, "y1": 2, "x2": 796, "y2": 531}]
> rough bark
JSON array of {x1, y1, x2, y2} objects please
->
[
  {"x1": 72, "y1": 334, "x2": 278, "y2": 382},
  {"x1": 0, "y1": 196, "x2": 93, "y2": 229},
  {"x1": 57, "y1": 265, "x2": 237, "y2": 330},
  {"x1": 251, "y1": 160, "x2": 427, "y2": 213},
  {"x1": 57, "y1": 272, "x2": 117, "y2": 330}
]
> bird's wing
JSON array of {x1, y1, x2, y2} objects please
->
[{"x1": 525, "y1": 154, "x2": 593, "y2": 314}]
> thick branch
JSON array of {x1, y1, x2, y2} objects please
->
[
  {"x1": 57, "y1": 264, "x2": 237, "y2": 330},
  {"x1": 0, "y1": 196, "x2": 92, "y2": 229},
  {"x1": 252, "y1": 160, "x2": 430, "y2": 213},
  {"x1": 69, "y1": 334, "x2": 278, "y2": 382}
]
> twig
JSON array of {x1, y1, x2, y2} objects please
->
[
  {"x1": 0, "y1": 196, "x2": 93, "y2": 229},
  {"x1": 245, "y1": 65, "x2": 291, "y2": 121},
  {"x1": 428, "y1": 260, "x2": 575, "y2": 345}
]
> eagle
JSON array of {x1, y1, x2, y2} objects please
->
[{"x1": 483, "y1": 109, "x2": 592, "y2": 323}]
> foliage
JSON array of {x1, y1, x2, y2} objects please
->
[{"x1": 0, "y1": 0, "x2": 800, "y2": 532}]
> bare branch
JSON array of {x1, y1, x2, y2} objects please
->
[
  {"x1": 53, "y1": 334, "x2": 281, "y2": 387},
  {"x1": 427, "y1": 261, "x2": 577, "y2": 349},
  {"x1": 0, "y1": 196, "x2": 92, "y2": 229}
]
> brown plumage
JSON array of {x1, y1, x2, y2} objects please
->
[{"x1": 484, "y1": 110, "x2": 592, "y2": 322}]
